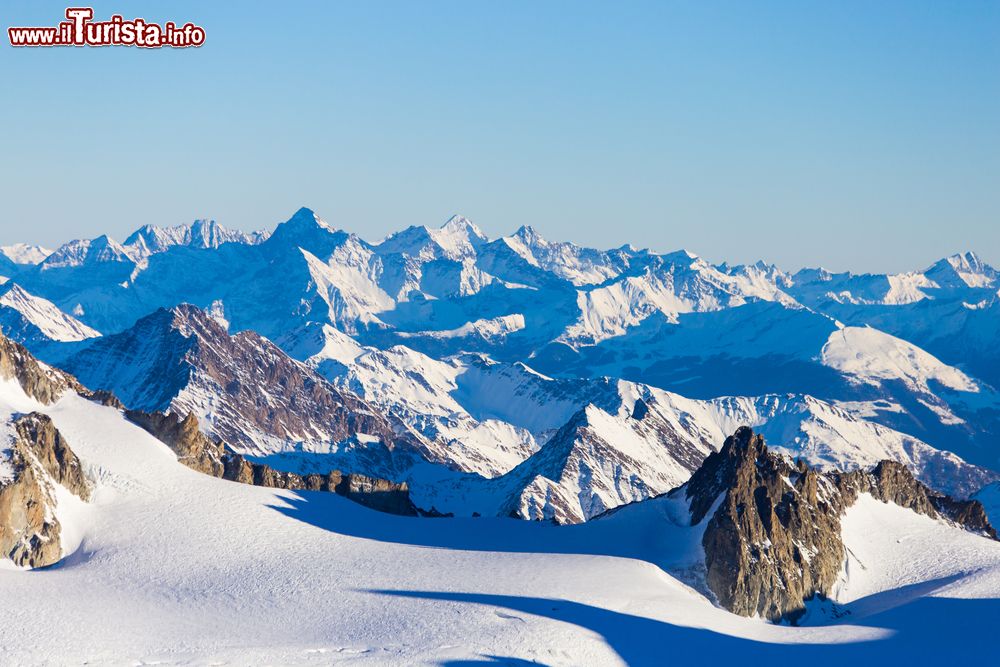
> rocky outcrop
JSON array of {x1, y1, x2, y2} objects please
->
[
  {"x1": 682, "y1": 427, "x2": 996, "y2": 622},
  {"x1": 85, "y1": 389, "x2": 125, "y2": 410},
  {"x1": 126, "y1": 410, "x2": 226, "y2": 477},
  {"x1": 127, "y1": 409, "x2": 417, "y2": 516},
  {"x1": 221, "y1": 453, "x2": 417, "y2": 515},
  {"x1": 1, "y1": 413, "x2": 91, "y2": 568},
  {"x1": 0, "y1": 333, "x2": 81, "y2": 404}
]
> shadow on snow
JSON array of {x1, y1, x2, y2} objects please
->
[{"x1": 270, "y1": 490, "x2": 1000, "y2": 666}]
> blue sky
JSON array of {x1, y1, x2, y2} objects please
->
[{"x1": 1, "y1": 0, "x2": 998, "y2": 272}]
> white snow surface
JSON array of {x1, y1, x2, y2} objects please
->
[
  {"x1": 2, "y1": 379, "x2": 999, "y2": 664},
  {"x1": 0, "y1": 283, "x2": 102, "y2": 342},
  {"x1": 822, "y1": 326, "x2": 979, "y2": 394},
  {"x1": 398, "y1": 313, "x2": 526, "y2": 341},
  {"x1": 0, "y1": 243, "x2": 52, "y2": 265},
  {"x1": 832, "y1": 494, "x2": 1000, "y2": 605},
  {"x1": 560, "y1": 252, "x2": 798, "y2": 345}
]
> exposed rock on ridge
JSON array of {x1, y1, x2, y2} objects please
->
[
  {"x1": 682, "y1": 426, "x2": 996, "y2": 621},
  {"x1": 126, "y1": 409, "x2": 417, "y2": 516},
  {"x1": 0, "y1": 334, "x2": 81, "y2": 404}
]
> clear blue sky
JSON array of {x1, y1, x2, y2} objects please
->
[{"x1": 2, "y1": 0, "x2": 998, "y2": 272}]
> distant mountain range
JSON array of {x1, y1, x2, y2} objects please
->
[{"x1": 1, "y1": 208, "x2": 999, "y2": 521}]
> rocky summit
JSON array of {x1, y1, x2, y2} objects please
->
[
  {"x1": 682, "y1": 426, "x2": 996, "y2": 621},
  {"x1": 0, "y1": 413, "x2": 91, "y2": 568}
]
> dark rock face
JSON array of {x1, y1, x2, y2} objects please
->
[
  {"x1": 0, "y1": 413, "x2": 92, "y2": 568},
  {"x1": 127, "y1": 409, "x2": 417, "y2": 516},
  {"x1": 0, "y1": 334, "x2": 81, "y2": 404},
  {"x1": 683, "y1": 427, "x2": 997, "y2": 621},
  {"x1": 63, "y1": 305, "x2": 408, "y2": 469}
]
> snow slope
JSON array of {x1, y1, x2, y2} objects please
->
[
  {"x1": 2, "y1": 379, "x2": 999, "y2": 665},
  {"x1": 829, "y1": 494, "x2": 1000, "y2": 612},
  {"x1": 822, "y1": 326, "x2": 979, "y2": 394},
  {"x1": 0, "y1": 283, "x2": 102, "y2": 345}
]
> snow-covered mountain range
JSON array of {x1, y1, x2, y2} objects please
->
[
  {"x1": 3, "y1": 208, "x2": 1000, "y2": 662},
  {"x1": 1, "y1": 208, "x2": 998, "y2": 521},
  {"x1": 0, "y1": 209, "x2": 1000, "y2": 498},
  {"x1": 1, "y1": 210, "x2": 998, "y2": 489}
]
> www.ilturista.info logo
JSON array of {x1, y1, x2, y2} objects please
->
[{"x1": 8, "y1": 7, "x2": 205, "y2": 48}]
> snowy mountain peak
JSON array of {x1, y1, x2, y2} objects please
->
[
  {"x1": 287, "y1": 206, "x2": 330, "y2": 229},
  {"x1": 144, "y1": 303, "x2": 241, "y2": 344},
  {"x1": 377, "y1": 216, "x2": 487, "y2": 261},
  {"x1": 189, "y1": 218, "x2": 222, "y2": 239},
  {"x1": 267, "y1": 207, "x2": 348, "y2": 256},
  {"x1": 41, "y1": 234, "x2": 134, "y2": 269},
  {"x1": 269, "y1": 207, "x2": 338, "y2": 238},
  {"x1": 439, "y1": 214, "x2": 486, "y2": 238},
  {"x1": 925, "y1": 251, "x2": 998, "y2": 289},
  {"x1": 660, "y1": 248, "x2": 700, "y2": 264},
  {"x1": 0, "y1": 243, "x2": 52, "y2": 265},
  {"x1": 512, "y1": 225, "x2": 545, "y2": 246},
  {"x1": 1, "y1": 283, "x2": 31, "y2": 300},
  {"x1": 946, "y1": 251, "x2": 987, "y2": 271},
  {"x1": 123, "y1": 219, "x2": 268, "y2": 257},
  {"x1": 430, "y1": 217, "x2": 487, "y2": 255}
]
